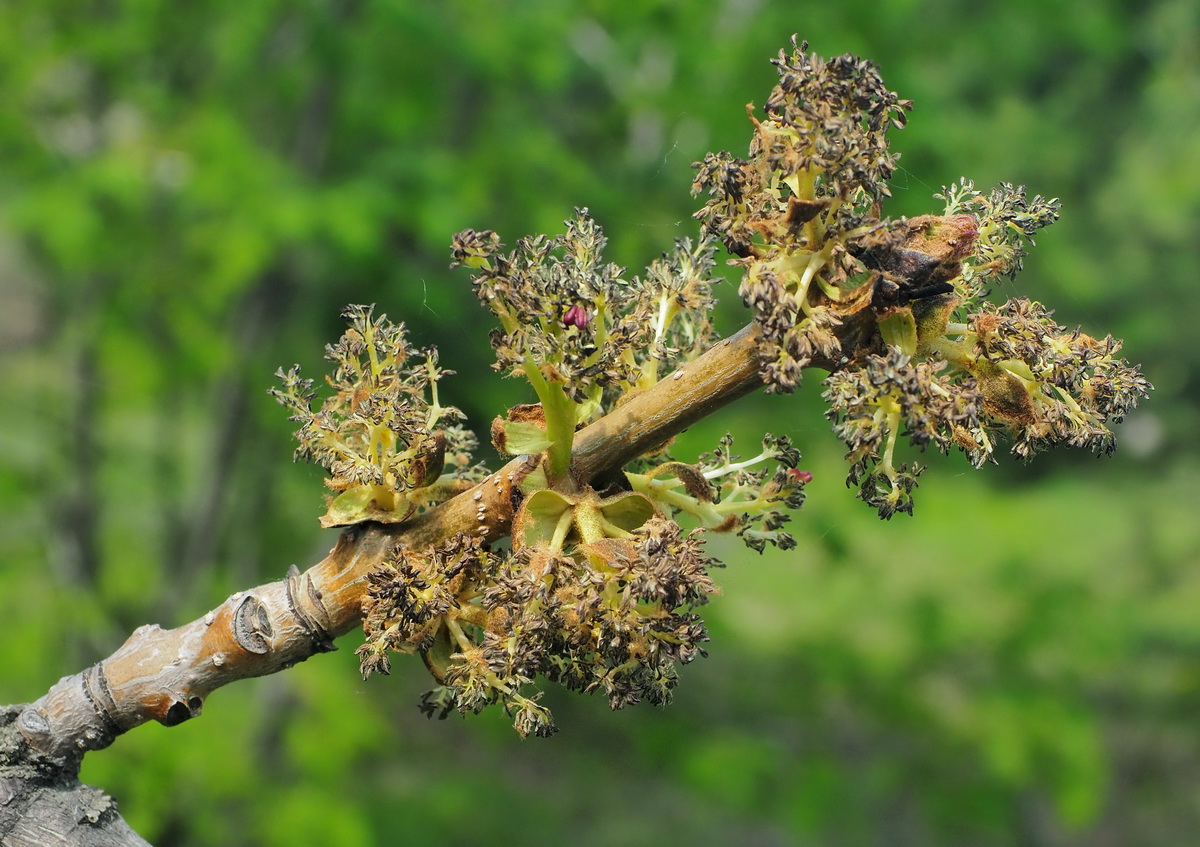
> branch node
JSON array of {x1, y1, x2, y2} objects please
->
[
  {"x1": 15, "y1": 708, "x2": 48, "y2": 738},
  {"x1": 80, "y1": 664, "x2": 123, "y2": 743},
  {"x1": 285, "y1": 565, "x2": 337, "y2": 653}
]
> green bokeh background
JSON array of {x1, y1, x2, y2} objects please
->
[{"x1": 1, "y1": 1, "x2": 1196, "y2": 845}]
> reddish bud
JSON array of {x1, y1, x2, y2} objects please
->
[
  {"x1": 787, "y1": 469, "x2": 814, "y2": 484},
  {"x1": 563, "y1": 303, "x2": 589, "y2": 328},
  {"x1": 950, "y1": 214, "x2": 979, "y2": 240}
]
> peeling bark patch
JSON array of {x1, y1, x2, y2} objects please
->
[{"x1": 73, "y1": 785, "x2": 115, "y2": 824}]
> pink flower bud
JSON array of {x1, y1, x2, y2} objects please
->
[{"x1": 563, "y1": 303, "x2": 589, "y2": 328}]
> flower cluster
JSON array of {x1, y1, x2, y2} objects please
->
[
  {"x1": 452, "y1": 213, "x2": 719, "y2": 483},
  {"x1": 692, "y1": 37, "x2": 910, "y2": 257},
  {"x1": 692, "y1": 37, "x2": 912, "y2": 392},
  {"x1": 357, "y1": 532, "x2": 490, "y2": 677},
  {"x1": 270, "y1": 304, "x2": 478, "y2": 527},
  {"x1": 938, "y1": 178, "x2": 1062, "y2": 296},
  {"x1": 479, "y1": 515, "x2": 715, "y2": 720},
  {"x1": 965, "y1": 298, "x2": 1151, "y2": 459},
  {"x1": 686, "y1": 41, "x2": 1149, "y2": 517},
  {"x1": 823, "y1": 349, "x2": 986, "y2": 518},
  {"x1": 626, "y1": 434, "x2": 808, "y2": 552},
  {"x1": 824, "y1": 295, "x2": 1151, "y2": 518},
  {"x1": 359, "y1": 496, "x2": 720, "y2": 737}
]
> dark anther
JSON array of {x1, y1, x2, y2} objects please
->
[{"x1": 902, "y1": 281, "x2": 956, "y2": 302}]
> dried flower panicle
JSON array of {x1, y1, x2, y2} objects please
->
[
  {"x1": 825, "y1": 294, "x2": 1150, "y2": 518},
  {"x1": 452, "y1": 213, "x2": 640, "y2": 402},
  {"x1": 271, "y1": 304, "x2": 477, "y2": 527},
  {"x1": 964, "y1": 299, "x2": 1151, "y2": 459},
  {"x1": 357, "y1": 532, "x2": 490, "y2": 677},
  {"x1": 692, "y1": 38, "x2": 910, "y2": 258},
  {"x1": 938, "y1": 178, "x2": 1062, "y2": 296},
  {"x1": 486, "y1": 517, "x2": 716, "y2": 710}
]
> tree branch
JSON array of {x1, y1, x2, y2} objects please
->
[{"x1": 2, "y1": 318, "x2": 776, "y2": 767}]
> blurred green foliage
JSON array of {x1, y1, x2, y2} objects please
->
[{"x1": 0, "y1": 1, "x2": 1195, "y2": 845}]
